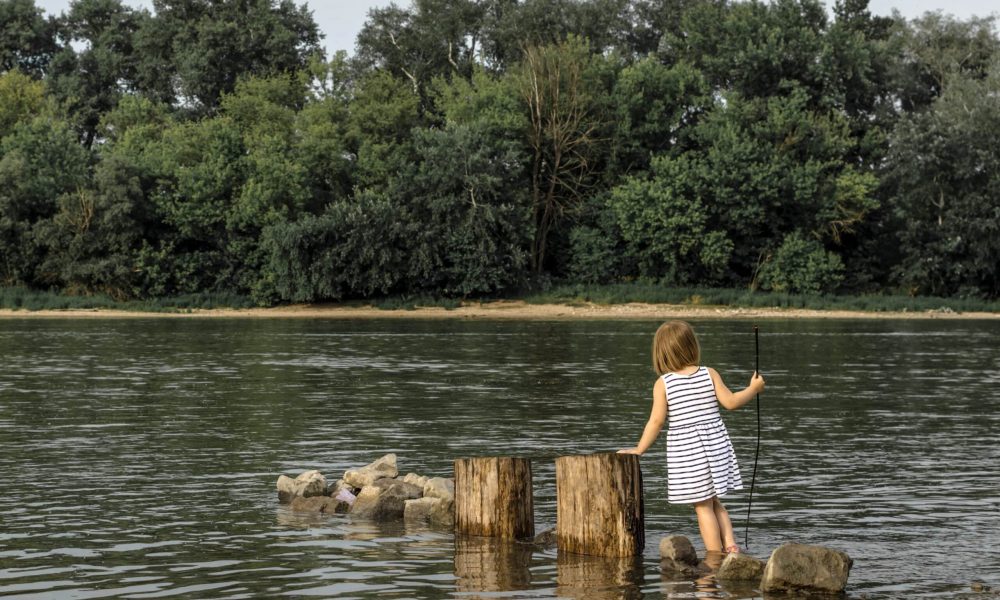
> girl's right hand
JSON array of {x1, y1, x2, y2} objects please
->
[
  {"x1": 617, "y1": 448, "x2": 642, "y2": 455},
  {"x1": 750, "y1": 371, "x2": 765, "y2": 392}
]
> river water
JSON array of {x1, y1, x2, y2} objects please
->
[{"x1": 0, "y1": 317, "x2": 997, "y2": 599}]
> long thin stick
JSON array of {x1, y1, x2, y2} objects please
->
[{"x1": 744, "y1": 325, "x2": 761, "y2": 549}]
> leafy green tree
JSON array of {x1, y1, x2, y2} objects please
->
[
  {"x1": 885, "y1": 68, "x2": 1000, "y2": 298},
  {"x1": 48, "y1": 0, "x2": 144, "y2": 146},
  {"x1": 0, "y1": 0, "x2": 58, "y2": 76},
  {"x1": 259, "y1": 192, "x2": 407, "y2": 302},
  {"x1": 355, "y1": 0, "x2": 482, "y2": 94},
  {"x1": 609, "y1": 154, "x2": 733, "y2": 283},
  {"x1": 133, "y1": 0, "x2": 321, "y2": 112},
  {"x1": 886, "y1": 12, "x2": 999, "y2": 112},
  {"x1": 0, "y1": 69, "x2": 46, "y2": 138},
  {"x1": 756, "y1": 230, "x2": 844, "y2": 293},
  {"x1": 611, "y1": 57, "x2": 709, "y2": 173},
  {"x1": 39, "y1": 153, "x2": 153, "y2": 298},
  {"x1": 348, "y1": 69, "x2": 421, "y2": 190},
  {"x1": 0, "y1": 115, "x2": 90, "y2": 286},
  {"x1": 402, "y1": 123, "x2": 531, "y2": 295}
]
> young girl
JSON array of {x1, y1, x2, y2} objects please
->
[{"x1": 619, "y1": 320, "x2": 764, "y2": 554}]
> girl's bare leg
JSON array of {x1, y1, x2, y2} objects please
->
[
  {"x1": 713, "y1": 497, "x2": 737, "y2": 549},
  {"x1": 694, "y1": 498, "x2": 723, "y2": 552}
]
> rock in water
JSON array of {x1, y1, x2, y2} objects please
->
[
  {"x1": 344, "y1": 454, "x2": 399, "y2": 488},
  {"x1": 351, "y1": 479, "x2": 423, "y2": 522},
  {"x1": 429, "y1": 498, "x2": 454, "y2": 528},
  {"x1": 761, "y1": 543, "x2": 852, "y2": 594},
  {"x1": 290, "y1": 495, "x2": 350, "y2": 514},
  {"x1": 659, "y1": 535, "x2": 698, "y2": 565},
  {"x1": 422, "y1": 477, "x2": 454, "y2": 502},
  {"x1": 402, "y1": 473, "x2": 429, "y2": 488},
  {"x1": 716, "y1": 552, "x2": 766, "y2": 581},
  {"x1": 276, "y1": 470, "x2": 327, "y2": 503},
  {"x1": 404, "y1": 497, "x2": 439, "y2": 522}
]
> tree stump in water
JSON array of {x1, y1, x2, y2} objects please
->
[
  {"x1": 555, "y1": 452, "x2": 644, "y2": 557},
  {"x1": 453, "y1": 457, "x2": 534, "y2": 540}
]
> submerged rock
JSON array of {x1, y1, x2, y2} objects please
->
[
  {"x1": 276, "y1": 470, "x2": 327, "y2": 503},
  {"x1": 716, "y1": 552, "x2": 766, "y2": 581},
  {"x1": 659, "y1": 535, "x2": 698, "y2": 565},
  {"x1": 660, "y1": 558, "x2": 709, "y2": 578},
  {"x1": 761, "y1": 543, "x2": 852, "y2": 595},
  {"x1": 344, "y1": 454, "x2": 398, "y2": 488},
  {"x1": 290, "y1": 495, "x2": 350, "y2": 514}
]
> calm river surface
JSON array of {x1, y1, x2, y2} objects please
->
[{"x1": 1, "y1": 317, "x2": 997, "y2": 599}]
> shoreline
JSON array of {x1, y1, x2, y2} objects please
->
[{"x1": 0, "y1": 300, "x2": 996, "y2": 320}]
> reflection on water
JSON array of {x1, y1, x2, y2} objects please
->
[
  {"x1": 0, "y1": 317, "x2": 998, "y2": 598},
  {"x1": 454, "y1": 536, "x2": 533, "y2": 593},
  {"x1": 557, "y1": 552, "x2": 645, "y2": 599}
]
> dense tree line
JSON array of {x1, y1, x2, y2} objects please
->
[{"x1": 1, "y1": 0, "x2": 998, "y2": 302}]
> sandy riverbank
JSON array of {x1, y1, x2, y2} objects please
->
[{"x1": 0, "y1": 300, "x2": 996, "y2": 320}]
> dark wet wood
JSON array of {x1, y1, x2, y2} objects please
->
[{"x1": 555, "y1": 452, "x2": 644, "y2": 557}]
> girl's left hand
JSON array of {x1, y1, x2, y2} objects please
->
[{"x1": 617, "y1": 448, "x2": 642, "y2": 455}]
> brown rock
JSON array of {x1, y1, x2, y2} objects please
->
[
  {"x1": 716, "y1": 552, "x2": 766, "y2": 581},
  {"x1": 344, "y1": 454, "x2": 398, "y2": 488},
  {"x1": 290, "y1": 495, "x2": 350, "y2": 514},
  {"x1": 659, "y1": 535, "x2": 698, "y2": 565},
  {"x1": 761, "y1": 543, "x2": 852, "y2": 595},
  {"x1": 276, "y1": 470, "x2": 327, "y2": 503}
]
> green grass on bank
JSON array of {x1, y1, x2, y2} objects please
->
[
  {"x1": 2, "y1": 284, "x2": 998, "y2": 314},
  {"x1": 0, "y1": 287, "x2": 255, "y2": 312}
]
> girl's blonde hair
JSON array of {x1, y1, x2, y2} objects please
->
[{"x1": 652, "y1": 320, "x2": 700, "y2": 375}]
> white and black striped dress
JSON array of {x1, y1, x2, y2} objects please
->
[{"x1": 663, "y1": 366, "x2": 743, "y2": 504}]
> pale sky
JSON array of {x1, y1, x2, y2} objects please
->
[{"x1": 34, "y1": 0, "x2": 1000, "y2": 57}]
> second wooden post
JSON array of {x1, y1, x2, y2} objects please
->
[
  {"x1": 454, "y1": 456, "x2": 534, "y2": 540},
  {"x1": 555, "y1": 452, "x2": 644, "y2": 557}
]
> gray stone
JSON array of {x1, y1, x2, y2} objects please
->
[
  {"x1": 344, "y1": 454, "x2": 398, "y2": 488},
  {"x1": 429, "y1": 497, "x2": 454, "y2": 527},
  {"x1": 716, "y1": 552, "x2": 766, "y2": 581},
  {"x1": 404, "y1": 497, "x2": 439, "y2": 522},
  {"x1": 290, "y1": 495, "x2": 350, "y2": 514},
  {"x1": 660, "y1": 558, "x2": 709, "y2": 579},
  {"x1": 423, "y1": 477, "x2": 454, "y2": 502},
  {"x1": 659, "y1": 535, "x2": 698, "y2": 565},
  {"x1": 761, "y1": 543, "x2": 852, "y2": 595},
  {"x1": 351, "y1": 485, "x2": 406, "y2": 521},
  {"x1": 276, "y1": 470, "x2": 327, "y2": 504},
  {"x1": 351, "y1": 479, "x2": 423, "y2": 522},
  {"x1": 326, "y1": 478, "x2": 355, "y2": 497},
  {"x1": 402, "y1": 473, "x2": 429, "y2": 488}
]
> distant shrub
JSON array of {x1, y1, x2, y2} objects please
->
[{"x1": 757, "y1": 232, "x2": 844, "y2": 294}]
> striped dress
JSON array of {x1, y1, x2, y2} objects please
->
[{"x1": 663, "y1": 366, "x2": 743, "y2": 504}]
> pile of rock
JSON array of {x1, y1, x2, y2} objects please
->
[
  {"x1": 659, "y1": 536, "x2": 852, "y2": 595},
  {"x1": 275, "y1": 454, "x2": 455, "y2": 527}
]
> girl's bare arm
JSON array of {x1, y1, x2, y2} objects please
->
[
  {"x1": 618, "y1": 377, "x2": 668, "y2": 455},
  {"x1": 709, "y1": 367, "x2": 765, "y2": 410}
]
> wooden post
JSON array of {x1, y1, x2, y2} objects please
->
[
  {"x1": 454, "y1": 456, "x2": 534, "y2": 540},
  {"x1": 555, "y1": 452, "x2": 644, "y2": 557}
]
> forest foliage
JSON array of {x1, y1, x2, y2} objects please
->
[{"x1": 1, "y1": 0, "x2": 998, "y2": 303}]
